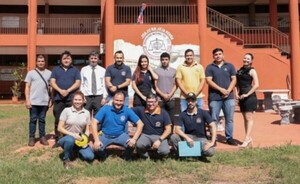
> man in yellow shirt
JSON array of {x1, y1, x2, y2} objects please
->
[{"x1": 176, "y1": 49, "x2": 206, "y2": 112}]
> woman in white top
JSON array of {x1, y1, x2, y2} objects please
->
[{"x1": 57, "y1": 91, "x2": 94, "y2": 169}]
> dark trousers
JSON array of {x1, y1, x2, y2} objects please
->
[
  {"x1": 158, "y1": 99, "x2": 175, "y2": 123},
  {"x1": 29, "y1": 105, "x2": 49, "y2": 138},
  {"x1": 84, "y1": 95, "x2": 103, "y2": 115},
  {"x1": 53, "y1": 100, "x2": 72, "y2": 140}
]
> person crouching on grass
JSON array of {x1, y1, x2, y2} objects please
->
[{"x1": 57, "y1": 91, "x2": 94, "y2": 169}]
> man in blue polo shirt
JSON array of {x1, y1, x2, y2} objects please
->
[
  {"x1": 132, "y1": 93, "x2": 172, "y2": 159},
  {"x1": 105, "y1": 50, "x2": 131, "y2": 106},
  {"x1": 205, "y1": 48, "x2": 237, "y2": 146},
  {"x1": 170, "y1": 92, "x2": 216, "y2": 158},
  {"x1": 50, "y1": 50, "x2": 81, "y2": 146},
  {"x1": 91, "y1": 91, "x2": 144, "y2": 160}
]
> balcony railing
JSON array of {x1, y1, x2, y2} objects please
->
[
  {"x1": 115, "y1": 4, "x2": 198, "y2": 24},
  {"x1": 37, "y1": 18, "x2": 101, "y2": 34},
  {"x1": 243, "y1": 26, "x2": 290, "y2": 53},
  {"x1": 207, "y1": 7, "x2": 290, "y2": 54},
  {"x1": 0, "y1": 17, "x2": 27, "y2": 34}
]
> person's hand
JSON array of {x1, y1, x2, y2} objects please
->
[
  {"x1": 100, "y1": 98, "x2": 106, "y2": 106},
  {"x1": 220, "y1": 88, "x2": 229, "y2": 96},
  {"x1": 186, "y1": 137, "x2": 194, "y2": 147},
  {"x1": 162, "y1": 94, "x2": 171, "y2": 102},
  {"x1": 73, "y1": 133, "x2": 82, "y2": 141},
  {"x1": 127, "y1": 138, "x2": 137, "y2": 148},
  {"x1": 93, "y1": 140, "x2": 103, "y2": 151},
  {"x1": 48, "y1": 100, "x2": 53, "y2": 108},
  {"x1": 60, "y1": 89, "x2": 69, "y2": 97},
  {"x1": 142, "y1": 95, "x2": 147, "y2": 101},
  {"x1": 110, "y1": 86, "x2": 117, "y2": 92},
  {"x1": 204, "y1": 141, "x2": 214, "y2": 151},
  {"x1": 152, "y1": 139, "x2": 161, "y2": 149},
  {"x1": 239, "y1": 94, "x2": 248, "y2": 100},
  {"x1": 25, "y1": 100, "x2": 31, "y2": 109}
]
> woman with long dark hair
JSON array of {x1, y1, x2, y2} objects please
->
[
  {"x1": 132, "y1": 55, "x2": 158, "y2": 107},
  {"x1": 236, "y1": 53, "x2": 259, "y2": 148}
]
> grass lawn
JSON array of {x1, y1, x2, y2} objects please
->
[{"x1": 0, "y1": 104, "x2": 300, "y2": 184}]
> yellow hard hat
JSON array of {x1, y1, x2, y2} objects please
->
[{"x1": 75, "y1": 133, "x2": 88, "y2": 148}]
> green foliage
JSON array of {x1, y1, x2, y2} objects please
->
[{"x1": 10, "y1": 63, "x2": 26, "y2": 97}]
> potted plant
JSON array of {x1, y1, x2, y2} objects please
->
[{"x1": 11, "y1": 63, "x2": 25, "y2": 103}]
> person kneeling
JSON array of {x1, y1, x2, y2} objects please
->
[
  {"x1": 91, "y1": 91, "x2": 144, "y2": 160},
  {"x1": 132, "y1": 93, "x2": 172, "y2": 159},
  {"x1": 170, "y1": 92, "x2": 216, "y2": 158},
  {"x1": 57, "y1": 91, "x2": 94, "y2": 169}
]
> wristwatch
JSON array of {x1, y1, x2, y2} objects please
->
[{"x1": 158, "y1": 138, "x2": 163, "y2": 142}]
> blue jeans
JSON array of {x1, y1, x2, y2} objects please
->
[
  {"x1": 58, "y1": 135, "x2": 94, "y2": 161},
  {"x1": 180, "y1": 98, "x2": 203, "y2": 112},
  {"x1": 209, "y1": 99, "x2": 235, "y2": 140},
  {"x1": 29, "y1": 105, "x2": 48, "y2": 138},
  {"x1": 97, "y1": 133, "x2": 133, "y2": 160}
]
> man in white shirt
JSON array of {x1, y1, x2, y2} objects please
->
[{"x1": 80, "y1": 51, "x2": 107, "y2": 114}]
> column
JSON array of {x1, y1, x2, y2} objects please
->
[
  {"x1": 269, "y1": 0, "x2": 278, "y2": 28},
  {"x1": 27, "y1": 0, "x2": 37, "y2": 70},
  {"x1": 289, "y1": 0, "x2": 300, "y2": 100},
  {"x1": 104, "y1": 0, "x2": 114, "y2": 67},
  {"x1": 248, "y1": 3, "x2": 256, "y2": 26},
  {"x1": 198, "y1": 0, "x2": 208, "y2": 68}
]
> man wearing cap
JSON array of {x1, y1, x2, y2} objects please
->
[
  {"x1": 176, "y1": 49, "x2": 205, "y2": 112},
  {"x1": 170, "y1": 92, "x2": 216, "y2": 158},
  {"x1": 132, "y1": 93, "x2": 172, "y2": 159}
]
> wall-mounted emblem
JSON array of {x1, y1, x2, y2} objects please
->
[{"x1": 141, "y1": 27, "x2": 173, "y2": 60}]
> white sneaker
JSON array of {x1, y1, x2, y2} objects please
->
[{"x1": 217, "y1": 122, "x2": 224, "y2": 132}]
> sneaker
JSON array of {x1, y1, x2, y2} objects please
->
[
  {"x1": 226, "y1": 138, "x2": 237, "y2": 146},
  {"x1": 28, "y1": 137, "x2": 35, "y2": 147},
  {"x1": 216, "y1": 122, "x2": 224, "y2": 132},
  {"x1": 63, "y1": 160, "x2": 71, "y2": 170},
  {"x1": 40, "y1": 136, "x2": 49, "y2": 146}
]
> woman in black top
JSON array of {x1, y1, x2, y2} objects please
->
[
  {"x1": 132, "y1": 55, "x2": 158, "y2": 107},
  {"x1": 236, "y1": 53, "x2": 259, "y2": 148}
]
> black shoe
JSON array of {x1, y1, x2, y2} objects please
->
[
  {"x1": 63, "y1": 160, "x2": 71, "y2": 170},
  {"x1": 28, "y1": 137, "x2": 35, "y2": 147},
  {"x1": 226, "y1": 138, "x2": 237, "y2": 146},
  {"x1": 52, "y1": 141, "x2": 60, "y2": 148}
]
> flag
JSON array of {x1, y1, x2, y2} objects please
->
[{"x1": 137, "y1": 3, "x2": 147, "y2": 24}]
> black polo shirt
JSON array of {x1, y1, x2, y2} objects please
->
[
  {"x1": 105, "y1": 63, "x2": 131, "y2": 97},
  {"x1": 205, "y1": 61, "x2": 236, "y2": 101},
  {"x1": 132, "y1": 106, "x2": 171, "y2": 135},
  {"x1": 176, "y1": 108, "x2": 213, "y2": 138},
  {"x1": 133, "y1": 71, "x2": 153, "y2": 95}
]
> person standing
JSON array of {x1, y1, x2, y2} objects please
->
[
  {"x1": 91, "y1": 91, "x2": 144, "y2": 160},
  {"x1": 105, "y1": 50, "x2": 131, "y2": 106},
  {"x1": 132, "y1": 54, "x2": 158, "y2": 107},
  {"x1": 154, "y1": 52, "x2": 177, "y2": 123},
  {"x1": 57, "y1": 91, "x2": 94, "y2": 169},
  {"x1": 50, "y1": 50, "x2": 81, "y2": 146},
  {"x1": 170, "y1": 92, "x2": 216, "y2": 158},
  {"x1": 236, "y1": 53, "x2": 259, "y2": 148},
  {"x1": 176, "y1": 49, "x2": 206, "y2": 111},
  {"x1": 24, "y1": 55, "x2": 52, "y2": 146},
  {"x1": 132, "y1": 93, "x2": 172, "y2": 159},
  {"x1": 205, "y1": 48, "x2": 237, "y2": 146},
  {"x1": 80, "y1": 51, "x2": 107, "y2": 115}
]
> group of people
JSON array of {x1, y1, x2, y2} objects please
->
[{"x1": 24, "y1": 48, "x2": 259, "y2": 169}]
